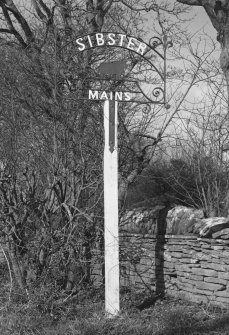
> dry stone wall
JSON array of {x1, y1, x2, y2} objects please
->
[
  {"x1": 92, "y1": 206, "x2": 229, "y2": 308},
  {"x1": 120, "y1": 233, "x2": 229, "y2": 308}
]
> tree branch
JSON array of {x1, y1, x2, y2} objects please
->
[
  {"x1": 0, "y1": 28, "x2": 13, "y2": 34},
  {"x1": 1, "y1": 0, "x2": 34, "y2": 45},
  {"x1": 118, "y1": 0, "x2": 157, "y2": 12},
  {"x1": 102, "y1": 0, "x2": 113, "y2": 13},
  {"x1": 177, "y1": 0, "x2": 221, "y2": 35},
  {"x1": 32, "y1": 0, "x2": 46, "y2": 20},
  {"x1": 37, "y1": 0, "x2": 52, "y2": 17},
  {"x1": 176, "y1": 0, "x2": 201, "y2": 5},
  {"x1": 0, "y1": 2, "x2": 28, "y2": 47},
  {"x1": 55, "y1": 0, "x2": 73, "y2": 34}
]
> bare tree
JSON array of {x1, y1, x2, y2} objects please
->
[
  {"x1": 176, "y1": 0, "x2": 229, "y2": 99},
  {"x1": 0, "y1": 0, "x2": 217, "y2": 300}
]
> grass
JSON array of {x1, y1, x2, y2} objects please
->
[{"x1": 1, "y1": 283, "x2": 229, "y2": 335}]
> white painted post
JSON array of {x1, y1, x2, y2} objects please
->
[{"x1": 103, "y1": 99, "x2": 120, "y2": 316}]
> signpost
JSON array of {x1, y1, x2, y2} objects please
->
[
  {"x1": 72, "y1": 32, "x2": 172, "y2": 316},
  {"x1": 104, "y1": 99, "x2": 119, "y2": 314}
]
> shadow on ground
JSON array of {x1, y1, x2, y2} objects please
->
[{"x1": 155, "y1": 308, "x2": 229, "y2": 335}]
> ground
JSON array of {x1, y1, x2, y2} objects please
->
[{"x1": 1, "y1": 285, "x2": 229, "y2": 335}]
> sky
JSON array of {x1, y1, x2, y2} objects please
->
[
  {"x1": 142, "y1": 2, "x2": 227, "y2": 150},
  {"x1": 188, "y1": 6, "x2": 216, "y2": 37}
]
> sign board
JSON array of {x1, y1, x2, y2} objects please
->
[
  {"x1": 97, "y1": 60, "x2": 127, "y2": 77},
  {"x1": 73, "y1": 32, "x2": 172, "y2": 317},
  {"x1": 71, "y1": 33, "x2": 172, "y2": 105},
  {"x1": 89, "y1": 90, "x2": 131, "y2": 101},
  {"x1": 76, "y1": 33, "x2": 147, "y2": 56}
]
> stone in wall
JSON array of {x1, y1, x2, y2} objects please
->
[
  {"x1": 212, "y1": 228, "x2": 229, "y2": 239},
  {"x1": 194, "y1": 281, "x2": 225, "y2": 291},
  {"x1": 166, "y1": 206, "x2": 204, "y2": 235},
  {"x1": 204, "y1": 277, "x2": 227, "y2": 285},
  {"x1": 215, "y1": 290, "x2": 229, "y2": 298},
  {"x1": 166, "y1": 206, "x2": 229, "y2": 238},
  {"x1": 198, "y1": 217, "x2": 229, "y2": 238},
  {"x1": 120, "y1": 205, "x2": 167, "y2": 234},
  {"x1": 117, "y1": 232, "x2": 229, "y2": 309},
  {"x1": 200, "y1": 262, "x2": 229, "y2": 272},
  {"x1": 121, "y1": 201, "x2": 229, "y2": 239}
]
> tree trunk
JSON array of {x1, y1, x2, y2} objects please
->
[
  {"x1": 219, "y1": 22, "x2": 229, "y2": 103},
  {"x1": 7, "y1": 244, "x2": 26, "y2": 290}
]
